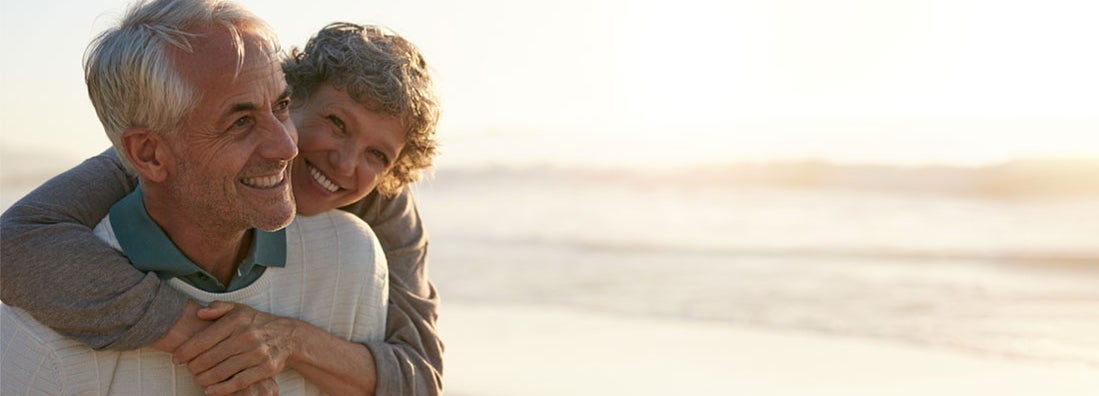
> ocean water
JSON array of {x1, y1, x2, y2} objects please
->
[
  {"x1": 3, "y1": 155, "x2": 1097, "y2": 368},
  {"x1": 415, "y1": 166, "x2": 1099, "y2": 368}
]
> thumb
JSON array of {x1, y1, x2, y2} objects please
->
[{"x1": 196, "y1": 301, "x2": 235, "y2": 321}]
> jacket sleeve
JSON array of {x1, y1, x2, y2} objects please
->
[
  {"x1": 341, "y1": 186, "x2": 444, "y2": 396},
  {"x1": 0, "y1": 149, "x2": 189, "y2": 350}
]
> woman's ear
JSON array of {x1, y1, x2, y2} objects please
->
[{"x1": 119, "y1": 127, "x2": 173, "y2": 183}]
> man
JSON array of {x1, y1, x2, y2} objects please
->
[{"x1": 0, "y1": 0, "x2": 388, "y2": 394}]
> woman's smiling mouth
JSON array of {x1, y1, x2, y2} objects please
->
[{"x1": 307, "y1": 160, "x2": 342, "y2": 193}]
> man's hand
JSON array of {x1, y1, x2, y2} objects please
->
[{"x1": 173, "y1": 301, "x2": 301, "y2": 396}]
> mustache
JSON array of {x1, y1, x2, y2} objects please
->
[{"x1": 241, "y1": 160, "x2": 290, "y2": 176}]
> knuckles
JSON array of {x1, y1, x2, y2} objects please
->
[{"x1": 240, "y1": 328, "x2": 266, "y2": 344}]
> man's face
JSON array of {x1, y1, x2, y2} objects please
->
[{"x1": 166, "y1": 26, "x2": 298, "y2": 232}]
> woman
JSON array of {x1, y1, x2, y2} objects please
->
[{"x1": 0, "y1": 22, "x2": 442, "y2": 395}]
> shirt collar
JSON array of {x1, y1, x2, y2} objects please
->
[{"x1": 109, "y1": 185, "x2": 286, "y2": 282}]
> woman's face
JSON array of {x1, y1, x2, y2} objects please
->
[{"x1": 289, "y1": 84, "x2": 407, "y2": 216}]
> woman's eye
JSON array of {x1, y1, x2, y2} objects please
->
[
  {"x1": 327, "y1": 115, "x2": 346, "y2": 133},
  {"x1": 369, "y1": 149, "x2": 390, "y2": 165},
  {"x1": 273, "y1": 99, "x2": 291, "y2": 114}
]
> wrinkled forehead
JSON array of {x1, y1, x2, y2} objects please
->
[{"x1": 169, "y1": 23, "x2": 280, "y2": 87}]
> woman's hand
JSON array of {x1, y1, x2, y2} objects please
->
[
  {"x1": 228, "y1": 378, "x2": 279, "y2": 396},
  {"x1": 173, "y1": 301, "x2": 300, "y2": 396}
]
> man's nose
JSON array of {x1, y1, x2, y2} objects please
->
[{"x1": 258, "y1": 115, "x2": 298, "y2": 161}]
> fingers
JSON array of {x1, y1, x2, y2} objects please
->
[
  {"x1": 222, "y1": 377, "x2": 279, "y2": 396},
  {"x1": 186, "y1": 338, "x2": 252, "y2": 385},
  {"x1": 174, "y1": 304, "x2": 255, "y2": 365},
  {"x1": 174, "y1": 303, "x2": 297, "y2": 395},
  {"x1": 205, "y1": 364, "x2": 282, "y2": 396},
  {"x1": 173, "y1": 320, "x2": 233, "y2": 365},
  {"x1": 197, "y1": 301, "x2": 237, "y2": 321},
  {"x1": 191, "y1": 338, "x2": 282, "y2": 387}
]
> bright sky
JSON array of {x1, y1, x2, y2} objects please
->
[{"x1": 2, "y1": 0, "x2": 1097, "y2": 168}]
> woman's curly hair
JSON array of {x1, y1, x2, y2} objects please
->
[{"x1": 283, "y1": 22, "x2": 439, "y2": 196}]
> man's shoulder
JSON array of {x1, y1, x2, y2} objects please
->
[
  {"x1": 290, "y1": 210, "x2": 374, "y2": 235},
  {"x1": 287, "y1": 211, "x2": 381, "y2": 253},
  {"x1": 283, "y1": 211, "x2": 387, "y2": 282}
]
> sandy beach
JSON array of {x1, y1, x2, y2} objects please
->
[
  {"x1": 440, "y1": 302, "x2": 1099, "y2": 396},
  {"x1": 418, "y1": 168, "x2": 1099, "y2": 395}
]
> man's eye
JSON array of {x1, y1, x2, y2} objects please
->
[{"x1": 233, "y1": 116, "x2": 251, "y2": 128}]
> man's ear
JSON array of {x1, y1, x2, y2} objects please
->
[{"x1": 120, "y1": 127, "x2": 173, "y2": 183}]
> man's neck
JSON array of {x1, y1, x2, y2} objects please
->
[{"x1": 143, "y1": 192, "x2": 252, "y2": 287}]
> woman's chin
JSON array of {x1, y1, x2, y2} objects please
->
[
  {"x1": 291, "y1": 185, "x2": 366, "y2": 216},
  {"x1": 296, "y1": 206, "x2": 323, "y2": 216},
  {"x1": 292, "y1": 180, "x2": 328, "y2": 216},
  {"x1": 293, "y1": 196, "x2": 328, "y2": 216}
]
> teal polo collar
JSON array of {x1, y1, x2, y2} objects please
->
[{"x1": 109, "y1": 186, "x2": 286, "y2": 292}]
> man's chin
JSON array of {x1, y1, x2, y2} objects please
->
[
  {"x1": 251, "y1": 200, "x2": 296, "y2": 231},
  {"x1": 253, "y1": 215, "x2": 294, "y2": 231}
]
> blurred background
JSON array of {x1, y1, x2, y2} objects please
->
[{"x1": 3, "y1": 0, "x2": 1098, "y2": 394}]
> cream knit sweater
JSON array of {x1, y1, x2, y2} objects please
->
[{"x1": 1, "y1": 210, "x2": 388, "y2": 395}]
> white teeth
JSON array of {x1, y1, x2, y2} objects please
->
[
  {"x1": 242, "y1": 172, "x2": 284, "y2": 188},
  {"x1": 309, "y1": 163, "x2": 340, "y2": 193}
]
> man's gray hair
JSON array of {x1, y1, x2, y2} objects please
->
[{"x1": 84, "y1": 0, "x2": 279, "y2": 171}]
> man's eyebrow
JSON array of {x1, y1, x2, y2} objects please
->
[
  {"x1": 226, "y1": 88, "x2": 292, "y2": 114},
  {"x1": 229, "y1": 102, "x2": 257, "y2": 113}
]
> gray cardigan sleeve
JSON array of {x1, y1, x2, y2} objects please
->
[
  {"x1": 342, "y1": 187, "x2": 444, "y2": 396},
  {"x1": 0, "y1": 149, "x2": 189, "y2": 350}
]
